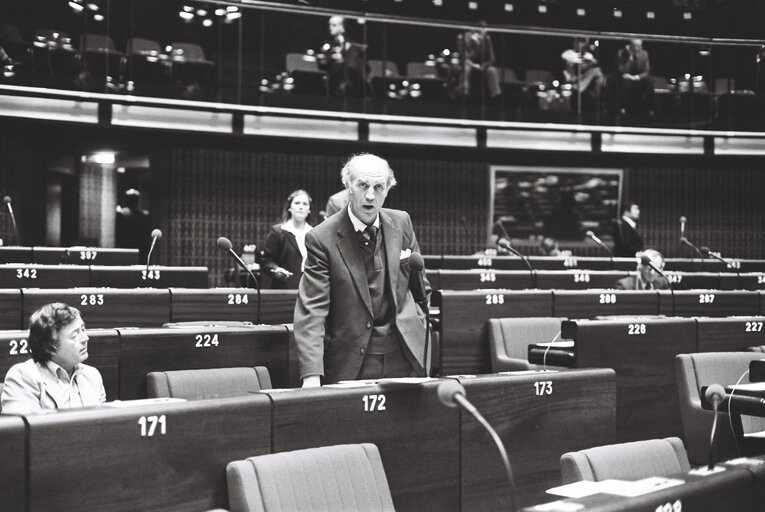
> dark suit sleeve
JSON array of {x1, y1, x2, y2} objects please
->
[
  {"x1": 403, "y1": 212, "x2": 432, "y2": 309},
  {"x1": 261, "y1": 226, "x2": 285, "y2": 280},
  {"x1": 293, "y1": 229, "x2": 331, "y2": 379}
]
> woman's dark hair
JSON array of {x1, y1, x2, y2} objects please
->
[
  {"x1": 28, "y1": 303, "x2": 81, "y2": 364},
  {"x1": 280, "y1": 189, "x2": 313, "y2": 223}
]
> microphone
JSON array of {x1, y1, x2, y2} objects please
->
[
  {"x1": 585, "y1": 230, "x2": 613, "y2": 267},
  {"x1": 217, "y1": 236, "x2": 261, "y2": 324},
  {"x1": 680, "y1": 216, "x2": 687, "y2": 238},
  {"x1": 4, "y1": 196, "x2": 18, "y2": 245},
  {"x1": 641, "y1": 254, "x2": 675, "y2": 315},
  {"x1": 497, "y1": 238, "x2": 535, "y2": 287},
  {"x1": 680, "y1": 236, "x2": 706, "y2": 271},
  {"x1": 437, "y1": 380, "x2": 518, "y2": 512},
  {"x1": 146, "y1": 229, "x2": 162, "y2": 271},
  {"x1": 409, "y1": 252, "x2": 431, "y2": 377},
  {"x1": 705, "y1": 384, "x2": 725, "y2": 470},
  {"x1": 701, "y1": 246, "x2": 741, "y2": 287}
]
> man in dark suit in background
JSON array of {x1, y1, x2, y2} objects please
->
[
  {"x1": 613, "y1": 200, "x2": 644, "y2": 257},
  {"x1": 294, "y1": 153, "x2": 431, "y2": 387},
  {"x1": 316, "y1": 15, "x2": 367, "y2": 98},
  {"x1": 615, "y1": 249, "x2": 669, "y2": 290}
]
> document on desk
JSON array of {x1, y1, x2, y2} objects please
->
[
  {"x1": 546, "y1": 480, "x2": 604, "y2": 498},
  {"x1": 598, "y1": 477, "x2": 684, "y2": 497},
  {"x1": 728, "y1": 382, "x2": 765, "y2": 392}
]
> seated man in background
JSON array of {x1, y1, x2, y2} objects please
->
[
  {"x1": 316, "y1": 15, "x2": 367, "y2": 97},
  {"x1": 1, "y1": 303, "x2": 106, "y2": 413},
  {"x1": 615, "y1": 249, "x2": 669, "y2": 290},
  {"x1": 456, "y1": 23, "x2": 501, "y2": 102},
  {"x1": 561, "y1": 36, "x2": 604, "y2": 110},
  {"x1": 611, "y1": 38, "x2": 654, "y2": 117}
]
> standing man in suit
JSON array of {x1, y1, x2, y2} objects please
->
[
  {"x1": 613, "y1": 200, "x2": 644, "y2": 257},
  {"x1": 294, "y1": 153, "x2": 431, "y2": 387},
  {"x1": 316, "y1": 15, "x2": 367, "y2": 98}
]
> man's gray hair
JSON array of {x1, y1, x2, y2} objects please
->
[{"x1": 340, "y1": 153, "x2": 397, "y2": 189}]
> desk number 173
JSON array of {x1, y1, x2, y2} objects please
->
[{"x1": 534, "y1": 381, "x2": 552, "y2": 396}]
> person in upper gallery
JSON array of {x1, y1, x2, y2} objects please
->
[
  {"x1": 261, "y1": 189, "x2": 314, "y2": 290},
  {"x1": 610, "y1": 38, "x2": 654, "y2": 118},
  {"x1": 116, "y1": 188, "x2": 151, "y2": 261},
  {"x1": 561, "y1": 36, "x2": 604, "y2": 110},
  {"x1": 294, "y1": 153, "x2": 431, "y2": 387},
  {"x1": 316, "y1": 15, "x2": 367, "y2": 98},
  {"x1": 455, "y1": 22, "x2": 502, "y2": 102},
  {"x1": 324, "y1": 188, "x2": 350, "y2": 219},
  {"x1": 615, "y1": 248, "x2": 669, "y2": 290},
  {"x1": 1, "y1": 303, "x2": 106, "y2": 414},
  {"x1": 613, "y1": 200, "x2": 644, "y2": 257}
]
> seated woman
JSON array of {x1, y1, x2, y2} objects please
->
[
  {"x1": 2, "y1": 303, "x2": 106, "y2": 414},
  {"x1": 261, "y1": 189, "x2": 314, "y2": 289}
]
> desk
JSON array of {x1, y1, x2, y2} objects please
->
[
  {"x1": 0, "y1": 247, "x2": 33, "y2": 264},
  {"x1": 264, "y1": 380, "x2": 461, "y2": 512},
  {"x1": 117, "y1": 325, "x2": 291, "y2": 399},
  {"x1": 659, "y1": 290, "x2": 761, "y2": 317},
  {"x1": 435, "y1": 290, "x2": 553, "y2": 375},
  {"x1": 720, "y1": 273, "x2": 765, "y2": 291},
  {"x1": 170, "y1": 288, "x2": 297, "y2": 325},
  {"x1": 0, "y1": 415, "x2": 26, "y2": 512},
  {"x1": 535, "y1": 271, "x2": 631, "y2": 290},
  {"x1": 665, "y1": 258, "x2": 725, "y2": 273},
  {"x1": 32, "y1": 247, "x2": 139, "y2": 265},
  {"x1": 433, "y1": 269, "x2": 534, "y2": 290},
  {"x1": 0, "y1": 289, "x2": 22, "y2": 329},
  {"x1": 22, "y1": 288, "x2": 171, "y2": 328},
  {"x1": 25, "y1": 395, "x2": 272, "y2": 512},
  {"x1": 90, "y1": 265, "x2": 209, "y2": 288},
  {"x1": 0, "y1": 264, "x2": 89, "y2": 288},
  {"x1": 524, "y1": 465, "x2": 755, "y2": 512},
  {"x1": 552, "y1": 290, "x2": 659, "y2": 318},
  {"x1": 426, "y1": 255, "x2": 636, "y2": 272},
  {"x1": 666, "y1": 271, "x2": 721, "y2": 290},
  {"x1": 561, "y1": 318, "x2": 697, "y2": 442},
  {"x1": 696, "y1": 317, "x2": 765, "y2": 352},
  {"x1": 456, "y1": 370, "x2": 616, "y2": 509}
]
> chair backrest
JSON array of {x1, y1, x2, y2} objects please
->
[
  {"x1": 676, "y1": 352, "x2": 765, "y2": 465},
  {"x1": 406, "y1": 61, "x2": 437, "y2": 79},
  {"x1": 146, "y1": 367, "x2": 272, "y2": 400},
  {"x1": 524, "y1": 69, "x2": 555, "y2": 85},
  {"x1": 285, "y1": 52, "x2": 320, "y2": 73},
  {"x1": 714, "y1": 77, "x2": 735, "y2": 95},
  {"x1": 81, "y1": 33, "x2": 117, "y2": 52},
  {"x1": 561, "y1": 437, "x2": 690, "y2": 484},
  {"x1": 127, "y1": 37, "x2": 161, "y2": 55},
  {"x1": 500, "y1": 68, "x2": 521, "y2": 84},
  {"x1": 368, "y1": 59, "x2": 400, "y2": 78},
  {"x1": 748, "y1": 345, "x2": 765, "y2": 352},
  {"x1": 487, "y1": 317, "x2": 564, "y2": 371},
  {"x1": 226, "y1": 443, "x2": 395, "y2": 512},
  {"x1": 169, "y1": 42, "x2": 206, "y2": 62},
  {"x1": 649, "y1": 75, "x2": 669, "y2": 92}
]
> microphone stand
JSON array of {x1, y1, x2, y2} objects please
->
[
  {"x1": 702, "y1": 247, "x2": 741, "y2": 288},
  {"x1": 680, "y1": 237, "x2": 705, "y2": 272},
  {"x1": 643, "y1": 257, "x2": 675, "y2": 316}
]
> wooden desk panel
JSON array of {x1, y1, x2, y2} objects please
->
[
  {"x1": 696, "y1": 317, "x2": 765, "y2": 352},
  {"x1": 739, "y1": 261, "x2": 765, "y2": 273},
  {"x1": 535, "y1": 271, "x2": 631, "y2": 290},
  {"x1": 552, "y1": 290, "x2": 659, "y2": 318},
  {"x1": 89, "y1": 265, "x2": 208, "y2": 288},
  {"x1": 0, "y1": 264, "x2": 89, "y2": 288},
  {"x1": 659, "y1": 290, "x2": 760, "y2": 317},
  {"x1": 720, "y1": 273, "x2": 765, "y2": 291},
  {"x1": 666, "y1": 271, "x2": 722, "y2": 290},
  {"x1": 427, "y1": 255, "x2": 637, "y2": 272},
  {"x1": 458, "y1": 370, "x2": 617, "y2": 510},
  {"x1": 563, "y1": 318, "x2": 697, "y2": 442},
  {"x1": 523, "y1": 466, "x2": 754, "y2": 512},
  {"x1": 117, "y1": 325, "x2": 290, "y2": 399},
  {"x1": 266, "y1": 381, "x2": 460, "y2": 512},
  {"x1": 25, "y1": 396, "x2": 272, "y2": 512},
  {"x1": 22, "y1": 288, "x2": 171, "y2": 328},
  {"x1": 665, "y1": 258, "x2": 726, "y2": 273},
  {"x1": 435, "y1": 269, "x2": 534, "y2": 290},
  {"x1": 169, "y1": 288, "x2": 297, "y2": 325},
  {"x1": 0, "y1": 289, "x2": 22, "y2": 329},
  {"x1": 436, "y1": 255, "x2": 528, "y2": 270},
  {"x1": 0, "y1": 415, "x2": 26, "y2": 512},
  {"x1": 0, "y1": 247, "x2": 33, "y2": 264},
  {"x1": 32, "y1": 247, "x2": 139, "y2": 265},
  {"x1": 436, "y1": 290, "x2": 553, "y2": 375}
]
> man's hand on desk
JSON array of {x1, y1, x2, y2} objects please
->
[{"x1": 302, "y1": 375, "x2": 321, "y2": 388}]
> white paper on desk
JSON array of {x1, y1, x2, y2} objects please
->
[
  {"x1": 329, "y1": 380, "x2": 379, "y2": 388},
  {"x1": 728, "y1": 382, "x2": 765, "y2": 392},
  {"x1": 726, "y1": 457, "x2": 765, "y2": 466},
  {"x1": 102, "y1": 397, "x2": 186, "y2": 408},
  {"x1": 599, "y1": 477, "x2": 684, "y2": 497},
  {"x1": 546, "y1": 480, "x2": 603, "y2": 498},
  {"x1": 530, "y1": 500, "x2": 585, "y2": 511},
  {"x1": 535, "y1": 341, "x2": 575, "y2": 348}
]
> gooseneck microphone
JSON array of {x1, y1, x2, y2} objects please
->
[
  {"x1": 146, "y1": 229, "x2": 162, "y2": 271},
  {"x1": 680, "y1": 216, "x2": 687, "y2": 238},
  {"x1": 408, "y1": 252, "x2": 431, "y2": 377},
  {"x1": 641, "y1": 254, "x2": 675, "y2": 316},
  {"x1": 705, "y1": 384, "x2": 725, "y2": 470},
  {"x1": 701, "y1": 246, "x2": 741, "y2": 288},
  {"x1": 497, "y1": 238, "x2": 535, "y2": 288},
  {"x1": 438, "y1": 380, "x2": 518, "y2": 512},
  {"x1": 4, "y1": 196, "x2": 18, "y2": 245},
  {"x1": 217, "y1": 236, "x2": 261, "y2": 324},
  {"x1": 585, "y1": 230, "x2": 613, "y2": 267},
  {"x1": 680, "y1": 236, "x2": 705, "y2": 271}
]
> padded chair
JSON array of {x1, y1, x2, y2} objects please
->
[
  {"x1": 226, "y1": 443, "x2": 395, "y2": 512},
  {"x1": 146, "y1": 367, "x2": 272, "y2": 400},
  {"x1": 676, "y1": 352, "x2": 765, "y2": 466},
  {"x1": 368, "y1": 59, "x2": 400, "y2": 79},
  {"x1": 167, "y1": 42, "x2": 214, "y2": 97},
  {"x1": 406, "y1": 61, "x2": 437, "y2": 79},
  {"x1": 524, "y1": 69, "x2": 555, "y2": 87},
  {"x1": 487, "y1": 317, "x2": 565, "y2": 371},
  {"x1": 561, "y1": 437, "x2": 690, "y2": 484},
  {"x1": 80, "y1": 33, "x2": 125, "y2": 89}
]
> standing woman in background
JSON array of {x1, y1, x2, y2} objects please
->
[{"x1": 261, "y1": 190, "x2": 314, "y2": 289}]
